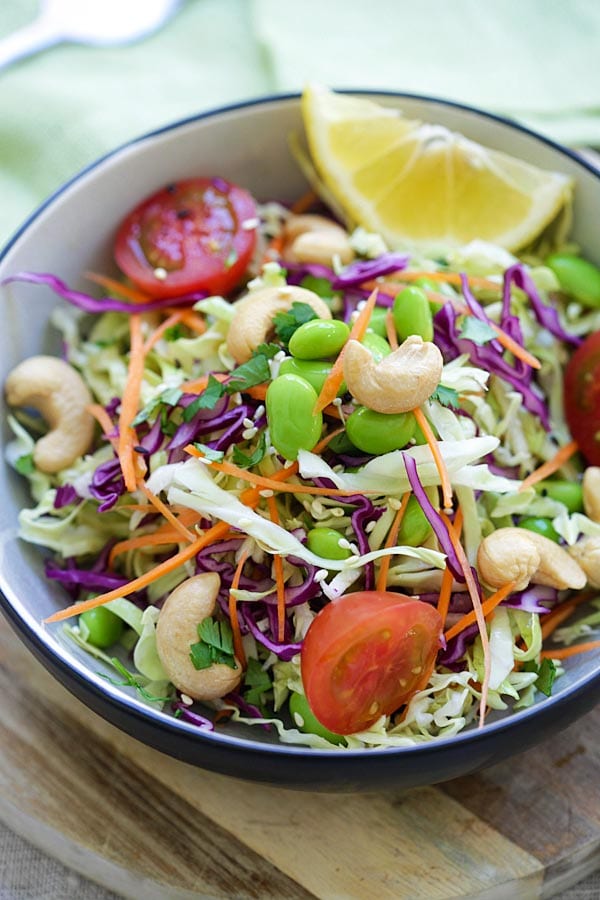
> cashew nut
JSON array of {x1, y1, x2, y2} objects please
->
[
  {"x1": 343, "y1": 335, "x2": 443, "y2": 414},
  {"x1": 583, "y1": 467, "x2": 600, "y2": 522},
  {"x1": 477, "y1": 527, "x2": 586, "y2": 592},
  {"x1": 226, "y1": 285, "x2": 332, "y2": 364},
  {"x1": 5, "y1": 355, "x2": 94, "y2": 474},
  {"x1": 282, "y1": 214, "x2": 354, "y2": 267},
  {"x1": 568, "y1": 536, "x2": 600, "y2": 588},
  {"x1": 156, "y1": 573, "x2": 242, "y2": 701}
]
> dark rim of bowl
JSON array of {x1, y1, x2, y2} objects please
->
[{"x1": 1, "y1": 89, "x2": 600, "y2": 760}]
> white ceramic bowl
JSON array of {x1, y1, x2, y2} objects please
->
[{"x1": 1, "y1": 92, "x2": 599, "y2": 790}]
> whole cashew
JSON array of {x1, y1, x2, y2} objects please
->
[
  {"x1": 583, "y1": 467, "x2": 600, "y2": 522},
  {"x1": 226, "y1": 285, "x2": 332, "y2": 364},
  {"x1": 156, "y1": 573, "x2": 242, "y2": 701},
  {"x1": 477, "y1": 527, "x2": 586, "y2": 592},
  {"x1": 568, "y1": 536, "x2": 600, "y2": 588},
  {"x1": 5, "y1": 355, "x2": 94, "y2": 474},
  {"x1": 343, "y1": 335, "x2": 443, "y2": 414},
  {"x1": 282, "y1": 214, "x2": 354, "y2": 267}
]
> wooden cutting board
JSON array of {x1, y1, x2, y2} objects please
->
[{"x1": 0, "y1": 614, "x2": 598, "y2": 900}]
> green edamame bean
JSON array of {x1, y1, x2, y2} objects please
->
[
  {"x1": 518, "y1": 516, "x2": 560, "y2": 543},
  {"x1": 536, "y1": 479, "x2": 584, "y2": 514},
  {"x1": 299, "y1": 275, "x2": 335, "y2": 300},
  {"x1": 289, "y1": 318, "x2": 350, "y2": 359},
  {"x1": 361, "y1": 331, "x2": 391, "y2": 361},
  {"x1": 412, "y1": 277, "x2": 449, "y2": 313},
  {"x1": 397, "y1": 495, "x2": 432, "y2": 546},
  {"x1": 346, "y1": 407, "x2": 415, "y2": 455},
  {"x1": 288, "y1": 691, "x2": 346, "y2": 745},
  {"x1": 80, "y1": 607, "x2": 124, "y2": 648},
  {"x1": 307, "y1": 526, "x2": 352, "y2": 560},
  {"x1": 367, "y1": 305, "x2": 390, "y2": 337},
  {"x1": 266, "y1": 373, "x2": 323, "y2": 460},
  {"x1": 279, "y1": 357, "x2": 346, "y2": 396},
  {"x1": 546, "y1": 253, "x2": 600, "y2": 308},
  {"x1": 392, "y1": 285, "x2": 434, "y2": 341}
]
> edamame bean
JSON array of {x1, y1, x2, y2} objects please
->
[
  {"x1": 392, "y1": 285, "x2": 434, "y2": 341},
  {"x1": 536, "y1": 479, "x2": 584, "y2": 514},
  {"x1": 412, "y1": 277, "x2": 449, "y2": 314},
  {"x1": 397, "y1": 495, "x2": 432, "y2": 546},
  {"x1": 300, "y1": 275, "x2": 335, "y2": 300},
  {"x1": 361, "y1": 331, "x2": 391, "y2": 361},
  {"x1": 546, "y1": 253, "x2": 600, "y2": 308},
  {"x1": 367, "y1": 306, "x2": 390, "y2": 337},
  {"x1": 289, "y1": 318, "x2": 350, "y2": 359},
  {"x1": 266, "y1": 373, "x2": 323, "y2": 460},
  {"x1": 288, "y1": 691, "x2": 346, "y2": 745},
  {"x1": 279, "y1": 357, "x2": 346, "y2": 396},
  {"x1": 80, "y1": 606, "x2": 124, "y2": 648},
  {"x1": 346, "y1": 407, "x2": 415, "y2": 455},
  {"x1": 307, "y1": 526, "x2": 352, "y2": 560},
  {"x1": 518, "y1": 516, "x2": 560, "y2": 543}
]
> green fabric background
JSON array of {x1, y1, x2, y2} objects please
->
[{"x1": 1, "y1": 0, "x2": 598, "y2": 244}]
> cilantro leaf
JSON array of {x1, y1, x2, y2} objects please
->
[
  {"x1": 232, "y1": 432, "x2": 267, "y2": 469},
  {"x1": 164, "y1": 323, "x2": 185, "y2": 341},
  {"x1": 133, "y1": 386, "x2": 183, "y2": 426},
  {"x1": 192, "y1": 443, "x2": 224, "y2": 461},
  {"x1": 253, "y1": 342, "x2": 282, "y2": 360},
  {"x1": 15, "y1": 453, "x2": 35, "y2": 475},
  {"x1": 459, "y1": 317, "x2": 498, "y2": 346},
  {"x1": 522, "y1": 657, "x2": 557, "y2": 697},
  {"x1": 429, "y1": 385, "x2": 460, "y2": 409},
  {"x1": 183, "y1": 375, "x2": 225, "y2": 419},
  {"x1": 226, "y1": 354, "x2": 271, "y2": 393},
  {"x1": 190, "y1": 617, "x2": 237, "y2": 670},
  {"x1": 101, "y1": 658, "x2": 173, "y2": 703},
  {"x1": 273, "y1": 301, "x2": 319, "y2": 345},
  {"x1": 243, "y1": 657, "x2": 272, "y2": 707}
]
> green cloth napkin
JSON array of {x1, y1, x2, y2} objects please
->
[{"x1": 2, "y1": 0, "x2": 600, "y2": 245}]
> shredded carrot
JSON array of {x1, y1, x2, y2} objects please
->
[
  {"x1": 519, "y1": 441, "x2": 579, "y2": 493},
  {"x1": 136, "y1": 480, "x2": 196, "y2": 543},
  {"x1": 178, "y1": 309, "x2": 207, "y2": 335},
  {"x1": 314, "y1": 288, "x2": 379, "y2": 414},
  {"x1": 437, "y1": 508, "x2": 463, "y2": 627},
  {"x1": 376, "y1": 493, "x2": 410, "y2": 591},
  {"x1": 540, "y1": 640, "x2": 600, "y2": 660},
  {"x1": 117, "y1": 315, "x2": 147, "y2": 492},
  {"x1": 263, "y1": 233, "x2": 285, "y2": 263},
  {"x1": 108, "y1": 532, "x2": 184, "y2": 567},
  {"x1": 87, "y1": 403, "x2": 117, "y2": 444},
  {"x1": 244, "y1": 384, "x2": 268, "y2": 402},
  {"x1": 486, "y1": 322, "x2": 541, "y2": 370},
  {"x1": 179, "y1": 372, "x2": 229, "y2": 394},
  {"x1": 143, "y1": 311, "x2": 185, "y2": 354},
  {"x1": 444, "y1": 580, "x2": 517, "y2": 641},
  {"x1": 84, "y1": 271, "x2": 150, "y2": 304},
  {"x1": 364, "y1": 271, "x2": 501, "y2": 292},
  {"x1": 229, "y1": 550, "x2": 249, "y2": 668},
  {"x1": 385, "y1": 309, "x2": 399, "y2": 351},
  {"x1": 540, "y1": 591, "x2": 595, "y2": 640},
  {"x1": 267, "y1": 496, "x2": 287, "y2": 641},
  {"x1": 412, "y1": 406, "x2": 453, "y2": 512},
  {"x1": 291, "y1": 190, "x2": 318, "y2": 214},
  {"x1": 439, "y1": 511, "x2": 491, "y2": 727}
]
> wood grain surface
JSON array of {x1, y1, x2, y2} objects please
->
[{"x1": 0, "y1": 615, "x2": 598, "y2": 900}]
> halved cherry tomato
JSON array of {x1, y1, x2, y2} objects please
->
[
  {"x1": 114, "y1": 177, "x2": 257, "y2": 299},
  {"x1": 301, "y1": 591, "x2": 443, "y2": 735},
  {"x1": 564, "y1": 330, "x2": 600, "y2": 464}
]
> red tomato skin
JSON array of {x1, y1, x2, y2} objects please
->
[
  {"x1": 301, "y1": 591, "x2": 443, "y2": 735},
  {"x1": 564, "y1": 330, "x2": 600, "y2": 464},
  {"x1": 114, "y1": 178, "x2": 257, "y2": 299}
]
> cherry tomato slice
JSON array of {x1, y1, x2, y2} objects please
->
[
  {"x1": 301, "y1": 591, "x2": 443, "y2": 735},
  {"x1": 114, "y1": 177, "x2": 257, "y2": 299},
  {"x1": 564, "y1": 330, "x2": 600, "y2": 464}
]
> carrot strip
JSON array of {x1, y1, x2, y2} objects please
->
[
  {"x1": 291, "y1": 190, "x2": 318, "y2": 214},
  {"x1": 229, "y1": 550, "x2": 249, "y2": 668},
  {"x1": 178, "y1": 309, "x2": 207, "y2": 335},
  {"x1": 437, "y1": 508, "x2": 463, "y2": 627},
  {"x1": 143, "y1": 311, "x2": 185, "y2": 354},
  {"x1": 376, "y1": 493, "x2": 410, "y2": 591},
  {"x1": 262, "y1": 233, "x2": 285, "y2": 263},
  {"x1": 179, "y1": 372, "x2": 229, "y2": 394},
  {"x1": 267, "y1": 496, "x2": 287, "y2": 642},
  {"x1": 439, "y1": 511, "x2": 491, "y2": 728},
  {"x1": 84, "y1": 271, "x2": 150, "y2": 304},
  {"x1": 444, "y1": 580, "x2": 517, "y2": 641},
  {"x1": 364, "y1": 271, "x2": 501, "y2": 292},
  {"x1": 385, "y1": 309, "x2": 399, "y2": 351},
  {"x1": 87, "y1": 403, "x2": 117, "y2": 444},
  {"x1": 486, "y1": 322, "x2": 541, "y2": 370},
  {"x1": 412, "y1": 406, "x2": 453, "y2": 512},
  {"x1": 136, "y1": 481, "x2": 196, "y2": 542},
  {"x1": 540, "y1": 590, "x2": 595, "y2": 640},
  {"x1": 108, "y1": 532, "x2": 184, "y2": 567},
  {"x1": 313, "y1": 288, "x2": 379, "y2": 414},
  {"x1": 117, "y1": 315, "x2": 146, "y2": 492},
  {"x1": 540, "y1": 640, "x2": 600, "y2": 660},
  {"x1": 519, "y1": 441, "x2": 579, "y2": 492}
]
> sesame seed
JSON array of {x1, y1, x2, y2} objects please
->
[
  {"x1": 389, "y1": 498, "x2": 401, "y2": 511},
  {"x1": 241, "y1": 217, "x2": 260, "y2": 231},
  {"x1": 153, "y1": 267, "x2": 167, "y2": 280},
  {"x1": 259, "y1": 489, "x2": 274, "y2": 498},
  {"x1": 365, "y1": 521, "x2": 376, "y2": 533},
  {"x1": 180, "y1": 693, "x2": 194, "y2": 706}
]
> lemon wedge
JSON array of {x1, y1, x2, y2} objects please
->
[{"x1": 301, "y1": 84, "x2": 573, "y2": 254}]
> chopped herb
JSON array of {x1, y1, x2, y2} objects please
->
[
  {"x1": 253, "y1": 342, "x2": 282, "y2": 360},
  {"x1": 160, "y1": 406, "x2": 177, "y2": 437},
  {"x1": 459, "y1": 317, "x2": 498, "y2": 346},
  {"x1": 15, "y1": 453, "x2": 35, "y2": 475},
  {"x1": 183, "y1": 375, "x2": 225, "y2": 419},
  {"x1": 164, "y1": 323, "x2": 185, "y2": 341},
  {"x1": 522, "y1": 657, "x2": 557, "y2": 696},
  {"x1": 232, "y1": 431, "x2": 267, "y2": 469},
  {"x1": 429, "y1": 385, "x2": 460, "y2": 409},
  {"x1": 273, "y1": 301, "x2": 319, "y2": 345},
  {"x1": 192, "y1": 443, "x2": 225, "y2": 461},
  {"x1": 190, "y1": 617, "x2": 237, "y2": 670},
  {"x1": 133, "y1": 386, "x2": 183, "y2": 426},
  {"x1": 226, "y1": 354, "x2": 271, "y2": 393},
  {"x1": 101, "y1": 658, "x2": 172, "y2": 703},
  {"x1": 243, "y1": 657, "x2": 272, "y2": 708},
  {"x1": 161, "y1": 387, "x2": 184, "y2": 406}
]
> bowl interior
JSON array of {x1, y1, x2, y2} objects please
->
[{"x1": 1, "y1": 92, "x2": 599, "y2": 755}]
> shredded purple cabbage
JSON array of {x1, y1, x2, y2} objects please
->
[
  {"x1": 503, "y1": 263, "x2": 581, "y2": 347},
  {"x1": 53, "y1": 484, "x2": 81, "y2": 509},
  {"x1": 45, "y1": 560, "x2": 129, "y2": 591},
  {"x1": 331, "y1": 252, "x2": 409, "y2": 289},
  {"x1": 438, "y1": 622, "x2": 479, "y2": 667},
  {"x1": 89, "y1": 456, "x2": 126, "y2": 511},
  {"x1": 172, "y1": 701, "x2": 214, "y2": 730}
]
